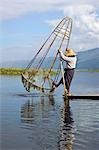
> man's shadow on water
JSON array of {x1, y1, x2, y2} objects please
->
[{"x1": 58, "y1": 98, "x2": 75, "y2": 150}]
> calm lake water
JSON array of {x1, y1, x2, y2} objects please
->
[{"x1": 0, "y1": 72, "x2": 99, "y2": 150}]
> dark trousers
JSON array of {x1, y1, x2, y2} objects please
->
[{"x1": 57, "y1": 68, "x2": 75, "y2": 92}]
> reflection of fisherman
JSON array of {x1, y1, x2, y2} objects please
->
[
  {"x1": 59, "y1": 99, "x2": 74, "y2": 150},
  {"x1": 50, "y1": 48, "x2": 77, "y2": 95}
]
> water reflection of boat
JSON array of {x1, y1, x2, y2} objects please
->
[{"x1": 59, "y1": 98, "x2": 75, "y2": 150}]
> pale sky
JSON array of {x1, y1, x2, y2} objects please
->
[{"x1": 0, "y1": 0, "x2": 99, "y2": 62}]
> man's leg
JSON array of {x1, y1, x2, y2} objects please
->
[
  {"x1": 64, "y1": 69, "x2": 74, "y2": 95},
  {"x1": 54, "y1": 77, "x2": 63, "y2": 87},
  {"x1": 50, "y1": 78, "x2": 63, "y2": 92}
]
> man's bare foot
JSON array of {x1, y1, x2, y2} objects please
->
[{"x1": 67, "y1": 92, "x2": 73, "y2": 96}]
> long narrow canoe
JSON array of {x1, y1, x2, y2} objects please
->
[{"x1": 66, "y1": 95, "x2": 99, "y2": 100}]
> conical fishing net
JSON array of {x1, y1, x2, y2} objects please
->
[{"x1": 21, "y1": 17, "x2": 72, "y2": 93}]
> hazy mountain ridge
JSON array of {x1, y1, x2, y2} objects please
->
[
  {"x1": 0, "y1": 48, "x2": 99, "y2": 69},
  {"x1": 77, "y1": 48, "x2": 99, "y2": 69}
]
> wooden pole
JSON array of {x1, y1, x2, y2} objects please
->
[{"x1": 60, "y1": 58, "x2": 68, "y2": 98}]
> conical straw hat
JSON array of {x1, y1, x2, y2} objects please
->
[{"x1": 64, "y1": 48, "x2": 76, "y2": 56}]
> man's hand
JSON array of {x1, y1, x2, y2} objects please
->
[{"x1": 58, "y1": 48, "x2": 62, "y2": 53}]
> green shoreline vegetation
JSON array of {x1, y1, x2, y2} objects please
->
[
  {"x1": 0, "y1": 68, "x2": 99, "y2": 76},
  {"x1": 0, "y1": 68, "x2": 57, "y2": 76}
]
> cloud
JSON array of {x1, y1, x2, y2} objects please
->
[
  {"x1": 46, "y1": 4, "x2": 99, "y2": 51},
  {"x1": 64, "y1": 5, "x2": 99, "y2": 50},
  {"x1": 1, "y1": 0, "x2": 99, "y2": 53},
  {"x1": 0, "y1": 0, "x2": 64, "y2": 20},
  {"x1": 1, "y1": 0, "x2": 98, "y2": 20}
]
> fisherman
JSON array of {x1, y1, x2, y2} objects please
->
[{"x1": 50, "y1": 48, "x2": 77, "y2": 95}]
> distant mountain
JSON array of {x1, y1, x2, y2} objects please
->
[
  {"x1": 77, "y1": 48, "x2": 99, "y2": 69},
  {"x1": 0, "y1": 60, "x2": 30, "y2": 68},
  {"x1": 0, "y1": 48, "x2": 99, "y2": 69}
]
